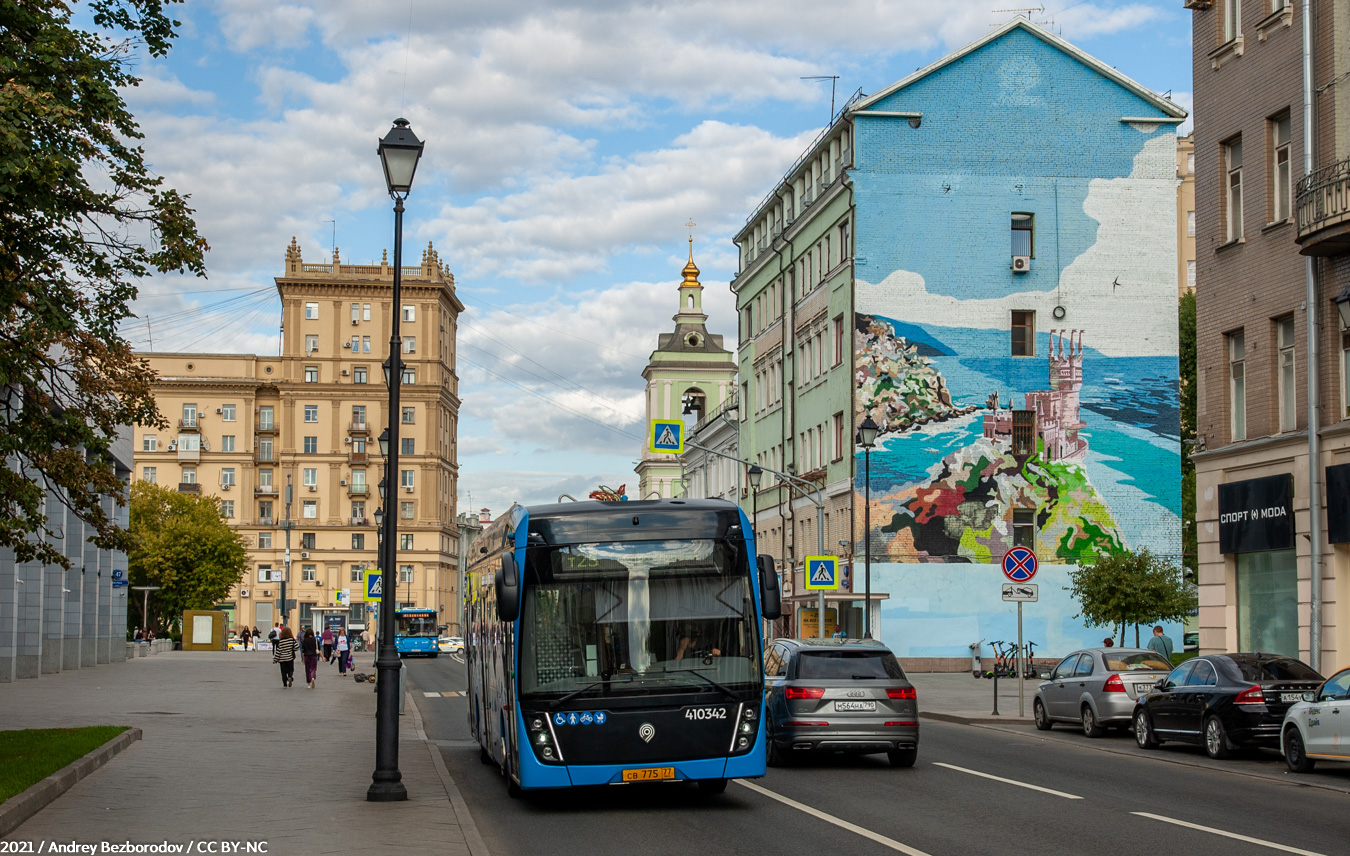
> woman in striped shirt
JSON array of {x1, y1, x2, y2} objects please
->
[{"x1": 272, "y1": 627, "x2": 299, "y2": 688}]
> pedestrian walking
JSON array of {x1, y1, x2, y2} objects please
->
[
  {"x1": 336, "y1": 630, "x2": 350, "y2": 675},
  {"x1": 269, "y1": 624, "x2": 279, "y2": 644},
  {"x1": 320, "y1": 626, "x2": 335, "y2": 663},
  {"x1": 302, "y1": 628, "x2": 321, "y2": 688},
  {"x1": 361, "y1": 627, "x2": 374, "y2": 667},
  {"x1": 239, "y1": 626, "x2": 252, "y2": 651},
  {"x1": 273, "y1": 627, "x2": 298, "y2": 688},
  {"x1": 252, "y1": 625, "x2": 261, "y2": 641},
  {"x1": 1146, "y1": 625, "x2": 1174, "y2": 661}
]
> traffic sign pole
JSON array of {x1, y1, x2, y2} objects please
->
[
  {"x1": 1018, "y1": 601, "x2": 1025, "y2": 718},
  {"x1": 1001, "y1": 547, "x2": 1038, "y2": 719}
]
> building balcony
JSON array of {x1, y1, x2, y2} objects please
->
[
  {"x1": 255, "y1": 517, "x2": 275, "y2": 527},
  {"x1": 1296, "y1": 157, "x2": 1350, "y2": 256},
  {"x1": 348, "y1": 483, "x2": 370, "y2": 497},
  {"x1": 177, "y1": 447, "x2": 200, "y2": 463},
  {"x1": 255, "y1": 423, "x2": 278, "y2": 435},
  {"x1": 348, "y1": 421, "x2": 370, "y2": 434},
  {"x1": 177, "y1": 482, "x2": 201, "y2": 494},
  {"x1": 348, "y1": 451, "x2": 369, "y2": 464},
  {"x1": 177, "y1": 418, "x2": 201, "y2": 431},
  {"x1": 254, "y1": 484, "x2": 278, "y2": 496},
  {"x1": 254, "y1": 449, "x2": 277, "y2": 464},
  {"x1": 350, "y1": 516, "x2": 370, "y2": 527}
]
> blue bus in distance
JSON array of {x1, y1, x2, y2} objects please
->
[
  {"x1": 395, "y1": 607, "x2": 439, "y2": 657},
  {"x1": 465, "y1": 498, "x2": 781, "y2": 797}
]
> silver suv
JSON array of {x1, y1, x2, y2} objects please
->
[{"x1": 763, "y1": 638, "x2": 919, "y2": 767}]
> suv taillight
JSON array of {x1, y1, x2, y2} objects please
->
[
  {"x1": 887, "y1": 687, "x2": 917, "y2": 700},
  {"x1": 1103, "y1": 675, "x2": 1126, "y2": 693},
  {"x1": 785, "y1": 687, "x2": 825, "y2": 700},
  {"x1": 1235, "y1": 685, "x2": 1266, "y2": 705}
]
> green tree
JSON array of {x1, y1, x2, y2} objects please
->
[
  {"x1": 1067, "y1": 549, "x2": 1197, "y2": 646},
  {"x1": 0, "y1": 0, "x2": 207, "y2": 569},
  {"x1": 1179, "y1": 290, "x2": 1197, "y2": 580},
  {"x1": 128, "y1": 482, "x2": 246, "y2": 632}
]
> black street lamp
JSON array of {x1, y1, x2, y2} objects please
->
[
  {"x1": 747, "y1": 465, "x2": 763, "y2": 541},
  {"x1": 368, "y1": 117, "x2": 423, "y2": 804},
  {"x1": 857, "y1": 417, "x2": 879, "y2": 638}
]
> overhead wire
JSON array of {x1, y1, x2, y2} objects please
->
[{"x1": 458, "y1": 354, "x2": 643, "y2": 443}]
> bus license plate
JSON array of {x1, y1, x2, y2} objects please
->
[
  {"x1": 834, "y1": 701, "x2": 876, "y2": 712},
  {"x1": 622, "y1": 767, "x2": 675, "y2": 782}
]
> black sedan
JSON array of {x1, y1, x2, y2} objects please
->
[{"x1": 1133, "y1": 653, "x2": 1323, "y2": 759}]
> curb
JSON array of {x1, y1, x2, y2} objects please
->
[
  {"x1": 405, "y1": 693, "x2": 490, "y2": 856},
  {"x1": 920, "y1": 711, "x2": 1034, "y2": 725},
  {"x1": 0, "y1": 728, "x2": 142, "y2": 838}
]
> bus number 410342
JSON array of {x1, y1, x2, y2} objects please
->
[{"x1": 685, "y1": 707, "x2": 728, "y2": 720}]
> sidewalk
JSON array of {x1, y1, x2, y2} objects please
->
[
  {"x1": 909, "y1": 671, "x2": 1041, "y2": 724},
  {"x1": 0, "y1": 650, "x2": 481, "y2": 855}
]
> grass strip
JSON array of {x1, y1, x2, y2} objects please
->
[{"x1": 0, "y1": 726, "x2": 130, "y2": 803}]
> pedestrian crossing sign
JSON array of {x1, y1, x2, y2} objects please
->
[
  {"x1": 804, "y1": 555, "x2": 839, "y2": 591},
  {"x1": 364, "y1": 570, "x2": 383, "y2": 601},
  {"x1": 649, "y1": 419, "x2": 684, "y2": 454}
]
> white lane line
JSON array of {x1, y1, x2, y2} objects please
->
[
  {"x1": 932, "y1": 762, "x2": 1083, "y2": 800},
  {"x1": 1132, "y1": 812, "x2": 1329, "y2": 856},
  {"x1": 422, "y1": 691, "x2": 440, "y2": 697},
  {"x1": 734, "y1": 779, "x2": 931, "y2": 856}
]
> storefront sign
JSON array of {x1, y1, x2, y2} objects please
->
[
  {"x1": 1326, "y1": 463, "x2": 1350, "y2": 544},
  {"x1": 1218, "y1": 474, "x2": 1294, "y2": 554}
]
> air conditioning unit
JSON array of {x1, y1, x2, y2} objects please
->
[
  {"x1": 342, "y1": 369, "x2": 350, "y2": 376},
  {"x1": 343, "y1": 437, "x2": 351, "y2": 444},
  {"x1": 1011, "y1": 255, "x2": 1031, "y2": 273},
  {"x1": 167, "y1": 442, "x2": 177, "y2": 451},
  {"x1": 352, "y1": 319, "x2": 359, "y2": 326},
  {"x1": 315, "y1": 579, "x2": 323, "y2": 586},
  {"x1": 342, "y1": 342, "x2": 351, "y2": 348},
  {"x1": 340, "y1": 479, "x2": 348, "y2": 486},
  {"x1": 239, "y1": 588, "x2": 250, "y2": 598},
  {"x1": 262, "y1": 590, "x2": 271, "y2": 597},
  {"x1": 301, "y1": 552, "x2": 310, "y2": 559},
  {"x1": 405, "y1": 486, "x2": 414, "y2": 493},
  {"x1": 308, "y1": 485, "x2": 317, "y2": 492},
  {"x1": 221, "y1": 483, "x2": 232, "y2": 491},
  {"x1": 215, "y1": 408, "x2": 223, "y2": 414}
]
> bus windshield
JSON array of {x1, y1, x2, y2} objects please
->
[
  {"x1": 519, "y1": 538, "x2": 759, "y2": 700},
  {"x1": 396, "y1": 613, "x2": 438, "y2": 637}
]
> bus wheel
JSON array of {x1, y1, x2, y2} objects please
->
[
  {"x1": 696, "y1": 778, "x2": 728, "y2": 796},
  {"x1": 507, "y1": 779, "x2": 524, "y2": 799},
  {"x1": 429, "y1": 652, "x2": 439, "y2": 658}
]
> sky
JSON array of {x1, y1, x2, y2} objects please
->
[{"x1": 116, "y1": 0, "x2": 1195, "y2": 516}]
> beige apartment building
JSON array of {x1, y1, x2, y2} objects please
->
[
  {"x1": 1178, "y1": 133, "x2": 1196, "y2": 294},
  {"x1": 134, "y1": 239, "x2": 463, "y2": 636}
]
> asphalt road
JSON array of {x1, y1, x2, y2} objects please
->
[{"x1": 406, "y1": 655, "x2": 1349, "y2": 856}]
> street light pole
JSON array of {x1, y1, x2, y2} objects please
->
[
  {"x1": 858, "y1": 417, "x2": 878, "y2": 639},
  {"x1": 282, "y1": 474, "x2": 292, "y2": 629},
  {"x1": 369, "y1": 117, "x2": 423, "y2": 803}
]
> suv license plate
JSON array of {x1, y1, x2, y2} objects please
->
[
  {"x1": 834, "y1": 701, "x2": 877, "y2": 712},
  {"x1": 621, "y1": 767, "x2": 674, "y2": 782}
]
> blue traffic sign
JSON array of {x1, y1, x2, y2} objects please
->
[
  {"x1": 364, "y1": 570, "x2": 383, "y2": 600},
  {"x1": 804, "y1": 555, "x2": 839, "y2": 591},
  {"x1": 112, "y1": 580, "x2": 129, "y2": 588},
  {"x1": 1002, "y1": 547, "x2": 1038, "y2": 583},
  {"x1": 111, "y1": 569, "x2": 124, "y2": 581},
  {"x1": 649, "y1": 419, "x2": 684, "y2": 454}
]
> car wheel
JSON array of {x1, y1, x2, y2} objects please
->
[
  {"x1": 1033, "y1": 699, "x2": 1053, "y2": 731},
  {"x1": 1204, "y1": 715, "x2": 1232, "y2": 760},
  {"x1": 766, "y1": 728, "x2": 785, "y2": 767},
  {"x1": 1133, "y1": 710, "x2": 1159, "y2": 749},
  {"x1": 1081, "y1": 704, "x2": 1105, "y2": 738},
  {"x1": 887, "y1": 747, "x2": 918, "y2": 768},
  {"x1": 430, "y1": 652, "x2": 439, "y2": 659},
  {"x1": 697, "y1": 778, "x2": 729, "y2": 795},
  {"x1": 1284, "y1": 727, "x2": 1316, "y2": 774}
]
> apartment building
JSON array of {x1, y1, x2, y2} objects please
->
[
  {"x1": 1189, "y1": 0, "x2": 1350, "y2": 669},
  {"x1": 135, "y1": 239, "x2": 463, "y2": 635},
  {"x1": 733, "y1": 18, "x2": 1185, "y2": 664},
  {"x1": 1179, "y1": 134, "x2": 1197, "y2": 293}
]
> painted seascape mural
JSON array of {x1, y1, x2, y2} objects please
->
[{"x1": 849, "y1": 23, "x2": 1185, "y2": 659}]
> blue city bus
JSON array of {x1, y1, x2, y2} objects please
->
[
  {"x1": 395, "y1": 607, "x2": 440, "y2": 657},
  {"x1": 465, "y1": 499, "x2": 781, "y2": 797}
]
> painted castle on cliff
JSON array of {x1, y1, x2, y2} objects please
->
[{"x1": 983, "y1": 329, "x2": 1088, "y2": 462}]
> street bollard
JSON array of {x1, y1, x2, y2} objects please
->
[
  {"x1": 991, "y1": 668, "x2": 1000, "y2": 716},
  {"x1": 398, "y1": 660, "x2": 406, "y2": 715}
]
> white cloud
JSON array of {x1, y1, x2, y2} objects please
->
[{"x1": 458, "y1": 469, "x2": 636, "y2": 516}]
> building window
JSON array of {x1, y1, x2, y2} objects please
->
[
  {"x1": 351, "y1": 303, "x2": 360, "y2": 323},
  {"x1": 1011, "y1": 213, "x2": 1034, "y2": 258},
  {"x1": 302, "y1": 500, "x2": 317, "y2": 519},
  {"x1": 350, "y1": 566, "x2": 364, "y2": 583},
  {"x1": 350, "y1": 335, "x2": 360, "y2": 352},
  {"x1": 402, "y1": 407, "x2": 415, "y2": 424},
  {"x1": 258, "y1": 406, "x2": 274, "y2": 430},
  {"x1": 304, "y1": 405, "x2": 318, "y2": 423},
  {"x1": 177, "y1": 434, "x2": 200, "y2": 452},
  {"x1": 181, "y1": 467, "x2": 197, "y2": 484},
  {"x1": 221, "y1": 468, "x2": 235, "y2": 487},
  {"x1": 221, "y1": 435, "x2": 235, "y2": 453},
  {"x1": 351, "y1": 500, "x2": 365, "y2": 521},
  {"x1": 401, "y1": 469, "x2": 414, "y2": 490},
  {"x1": 1013, "y1": 509, "x2": 1036, "y2": 548},
  {"x1": 1011, "y1": 310, "x2": 1035, "y2": 357},
  {"x1": 220, "y1": 500, "x2": 234, "y2": 519},
  {"x1": 402, "y1": 367, "x2": 415, "y2": 385},
  {"x1": 353, "y1": 367, "x2": 367, "y2": 384},
  {"x1": 833, "y1": 413, "x2": 845, "y2": 461},
  {"x1": 362, "y1": 336, "x2": 371, "y2": 353},
  {"x1": 258, "y1": 531, "x2": 272, "y2": 549},
  {"x1": 302, "y1": 467, "x2": 317, "y2": 487},
  {"x1": 305, "y1": 334, "x2": 318, "y2": 353},
  {"x1": 258, "y1": 499, "x2": 273, "y2": 521},
  {"x1": 1342, "y1": 316, "x2": 1350, "y2": 418},
  {"x1": 351, "y1": 469, "x2": 367, "y2": 491},
  {"x1": 1226, "y1": 138, "x2": 1243, "y2": 242},
  {"x1": 402, "y1": 438, "x2": 415, "y2": 455},
  {"x1": 363, "y1": 304, "x2": 371, "y2": 321},
  {"x1": 303, "y1": 436, "x2": 317, "y2": 454},
  {"x1": 401, "y1": 501, "x2": 414, "y2": 520},
  {"x1": 1272, "y1": 114, "x2": 1291, "y2": 223},
  {"x1": 1186, "y1": 260, "x2": 1196, "y2": 290},
  {"x1": 404, "y1": 337, "x2": 416, "y2": 353},
  {"x1": 182, "y1": 403, "x2": 197, "y2": 426},
  {"x1": 352, "y1": 405, "x2": 366, "y2": 427},
  {"x1": 399, "y1": 565, "x2": 414, "y2": 583},
  {"x1": 258, "y1": 437, "x2": 274, "y2": 461},
  {"x1": 403, "y1": 305, "x2": 415, "y2": 322},
  {"x1": 304, "y1": 366, "x2": 318, "y2": 383},
  {"x1": 299, "y1": 603, "x2": 314, "y2": 625},
  {"x1": 302, "y1": 564, "x2": 317, "y2": 582},
  {"x1": 221, "y1": 404, "x2": 236, "y2": 421},
  {"x1": 305, "y1": 302, "x2": 319, "y2": 320},
  {"x1": 1224, "y1": 0, "x2": 1241, "y2": 42},
  {"x1": 1186, "y1": 210, "x2": 1195, "y2": 237},
  {"x1": 1187, "y1": 152, "x2": 1195, "y2": 174},
  {"x1": 1236, "y1": 550, "x2": 1297, "y2": 657},
  {"x1": 143, "y1": 435, "x2": 157, "y2": 452},
  {"x1": 143, "y1": 466, "x2": 156, "y2": 484},
  {"x1": 300, "y1": 532, "x2": 316, "y2": 550},
  {"x1": 1229, "y1": 330, "x2": 1246, "y2": 441},
  {"x1": 1278, "y1": 316, "x2": 1296, "y2": 432},
  {"x1": 400, "y1": 534, "x2": 413, "y2": 550},
  {"x1": 833, "y1": 315, "x2": 845, "y2": 366},
  {"x1": 352, "y1": 533, "x2": 365, "y2": 550}
]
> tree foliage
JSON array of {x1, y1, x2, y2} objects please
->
[
  {"x1": 0, "y1": 0, "x2": 207, "y2": 568},
  {"x1": 128, "y1": 481, "x2": 247, "y2": 631},
  {"x1": 1067, "y1": 549, "x2": 1197, "y2": 645}
]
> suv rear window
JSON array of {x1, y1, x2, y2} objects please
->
[
  {"x1": 796, "y1": 650, "x2": 905, "y2": 680},
  {"x1": 1104, "y1": 652, "x2": 1171, "y2": 672},
  {"x1": 1232, "y1": 657, "x2": 1321, "y2": 682}
]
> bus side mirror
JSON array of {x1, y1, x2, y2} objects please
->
[
  {"x1": 495, "y1": 551, "x2": 521, "y2": 622},
  {"x1": 758, "y1": 555, "x2": 781, "y2": 620}
]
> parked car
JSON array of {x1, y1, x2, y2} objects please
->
[
  {"x1": 1133, "y1": 653, "x2": 1323, "y2": 759},
  {"x1": 1033, "y1": 648, "x2": 1172, "y2": 737},
  {"x1": 762, "y1": 638, "x2": 918, "y2": 767},
  {"x1": 1281, "y1": 666, "x2": 1350, "y2": 773},
  {"x1": 1183, "y1": 632, "x2": 1199, "y2": 653},
  {"x1": 438, "y1": 635, "x2": 464, "y2": 653}
]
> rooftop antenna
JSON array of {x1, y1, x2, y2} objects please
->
[
  {"x1": 801, "y1": 75, "x2": 840, "y2": 123},
  {"x1": 324, "y1": 219, "x2": 336, "y2": 260},
  {"x1": 992, "y1": 6, "x2": 1044, "y2": 20}
]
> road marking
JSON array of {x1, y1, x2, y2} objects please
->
[
  {"x1": 422, "y1": 692, "x2": 440, "y2": 697},
  {"x1": 932, "y1": 762, "x2": 1082, "y2": 800},
  {"x1": 441, "y1": 691, "x2": 463, "y2": 697},
  {"x1": 1132, "y1": 812, "x2": 1328, "y2": 856},
  {"x1": 734, "y1": 780, "x2": 932, "y2": 856}
]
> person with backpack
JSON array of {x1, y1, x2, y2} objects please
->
[
  {"x1": 272, "y1": 627, "x2": 298, "y2": 687},
  {"x1": 301, "y1": 628, "x2": 321, "y2": 688},
  {"x1": 335, "y1": 630, "x2": 350, "y2": 675}
]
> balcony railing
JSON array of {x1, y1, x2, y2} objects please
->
[
  {"x1": 177, "y1": 417, "x2": 201, "y2": 431},
  {"x1": 177, "y1": 482, "x2": 201, "y2": 494},
  {"x1": 255, "y1": 517, "x2": 275, "y2": 527},
  {"x1": 255, "y1": 449, "x2": 276, "y2": 463},
  {"x1": 254, "y1": 484, "x2": 278, "y2": 495},
  {"x1": 348, "y1": 451, "x2": 368, "y2": 464},
  {"x1": 348, "y1": 421, "x2": 370, "y2": 434},
  {"x1": 1296, "y1": 156, "x2": 1350, "y2": 256},
  {"x1": 255, "y1": 423, "x2": 278, "y2": 434},
  {"x1": 350, "y1": 516, "x2": 370, "y2": 527},
  {"x1": 348, "y1": 484, "x2": 370, "y2": 496}
]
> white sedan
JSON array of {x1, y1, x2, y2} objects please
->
[
  {"x1": 438, "y1": 636, "x2": 464, "y2": 653},
  {"x1": 1281, "y1": 666, "x2": 1350, "y2": 772}
]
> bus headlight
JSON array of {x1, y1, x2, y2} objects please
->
[
  {"x1": 744, "y1": 707, "x2": 757, "y2": 721},
  {"x1": 530, "y1": 717, "x2": 545, "y2": 731},
  {"x1": 740, "y1": 722, "x2": 754, "y2": 735},
  {"x1": 737, "y1": 737, "x2": 749, "y2": 749},
  {"x1": 535, "y1": 731, "x2": 550, "y2": 746},
  {"x1": 542, "y1": 746, "x2": 555, "y2": 759}
]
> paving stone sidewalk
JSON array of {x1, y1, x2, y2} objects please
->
[
  {"x1": 909, "y1": 671, "x2": 1040, "y2": 723},
  {"x1": 0, "y1": 650, "x2": 478, "y2": 855}
]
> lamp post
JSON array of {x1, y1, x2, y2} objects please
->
[
  {"x1": 857, "y1": 417, "x2": 879, "y2": 639},
  {"x1": 369, "y1": 117, "x2": 423, "y2": 804}
]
